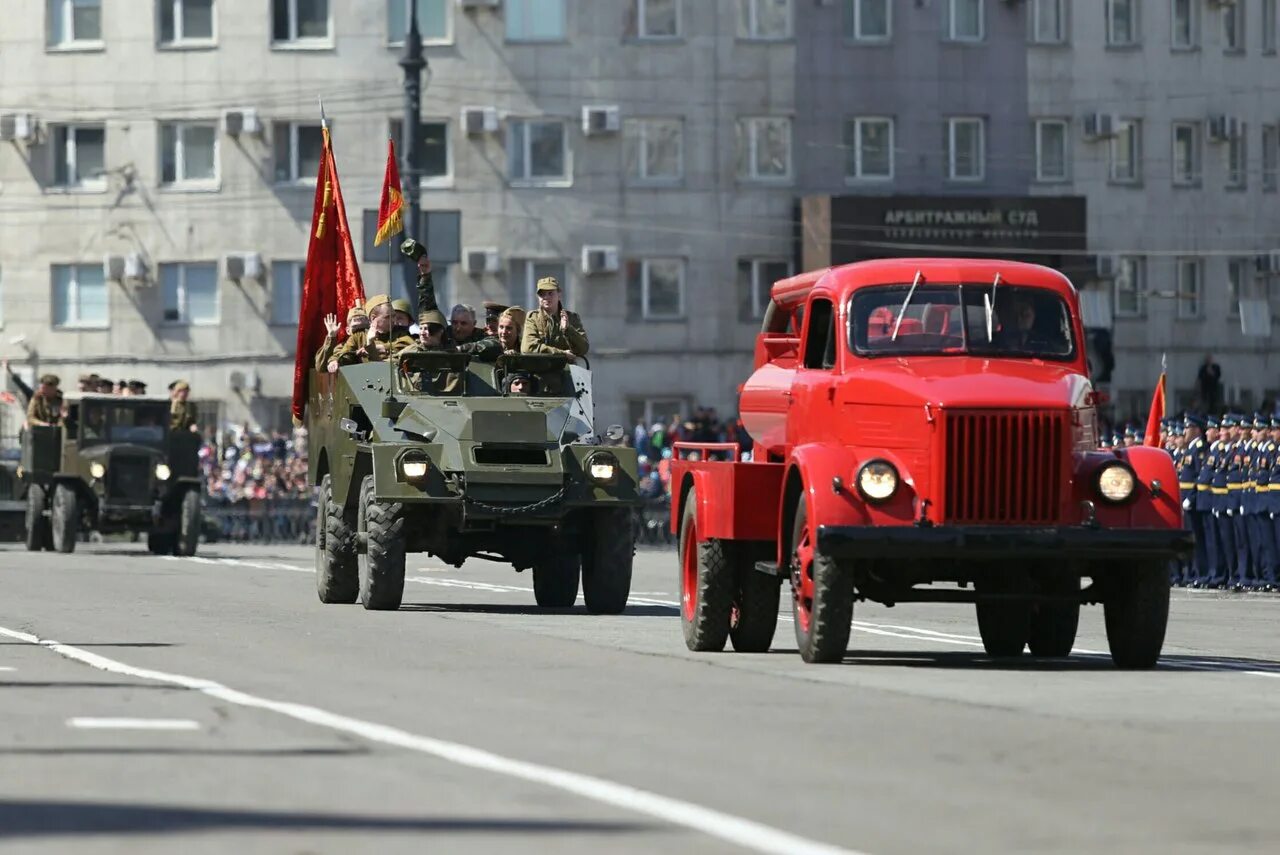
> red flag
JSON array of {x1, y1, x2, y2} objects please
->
[
  {"x1": 1143, "y1": 371, "x2": 1166, "y2": 447},
  {"x1": 291, "y1": 125, "x2": 366, "y2": 424},
  {"x1": 373, "y1": 138, "x2": 404, "y2": 246}
]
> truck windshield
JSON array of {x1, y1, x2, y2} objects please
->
[
  {"x1": 849, "y1": 283, "x2": 1075, "y2": 361},
  {"x1": 80, "y1": 402, "x2": 169, "y2": 447}
]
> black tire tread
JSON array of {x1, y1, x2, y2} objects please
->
[
  {"x1": 316, "y1": 475, "x2": 359, "y2": 604},
  {"x1": 175, "y1": 489, "x2": 201, "y2": 557},
  {"x1": 582, "y1": 507, "x2": 633, "y2": 614},
  {"x1": 679, "y1": 493, "x2": 732, "y2": 652},
  {"x1": 25, "y1": 483, "x2": 49, "y2": 553},
  {"x1": 791, "y1": 500, "x2": 854, "y2": 664},
  {"x1": 1104, "y1": 562, "x2": 1170, "y2": 669},
  {"x1": 730, "y1": 558, "x2": 781, "y2": 653},
  {"x1": 51, "y1": 484, "x2": 78, "y2": 554},
  {"x1": 360, "y1": 476, "x2": 406, "y2": 610},
  {"x1": 533, "y1": 550, "x2": 580, "y2": 608}
]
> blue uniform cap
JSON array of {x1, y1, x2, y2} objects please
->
[
  {"x1": 1112, "y1": 432, "x2": 1124, "y2": 446},
  {"x1": 1207, "y1": 415, "x2": 1220, "y2": 429},
  {"x1": 1253, "y1": 413, "x2": 1267, "y2": 429},
  {"x1": 1271, "y1": 416, "x2": 1280, "y2": 429},
  {"x1": 1099, "y1": 436, "x2": 1112, "y2": 448},
  {"x1": 1184, "y1": 413, "x2": 1206, "y2": 429},
  {"x1": 1173, "y1": 423, "x2": 1184, "y2": 436},
  {"x1": 1223, "y1": 414, "x2": 1239, "y2": 427},
  {"x1": 1124, "y1": 424, "x2": 1139, "y2": 438}
]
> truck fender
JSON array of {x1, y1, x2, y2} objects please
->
[
  {"x1": 673, "y1": 468, "x2": 714, "y2": 543},
  {"x1": 779, "y1": 444, "x2": 869, "y2": 566},
  {"x1": 1111, "y1": 446, "x2": 1183, "y2": 529}
]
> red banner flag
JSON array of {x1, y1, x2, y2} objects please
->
[
  {"x1": 291, "y1": 125, "x2": 366, "y2": 424},
  {"x1": 1143, "y1": 371, "x2": 1166, "y2": 447},
  {"x1": 373, "y1": 137, "x2": 404, "y2": 246}
]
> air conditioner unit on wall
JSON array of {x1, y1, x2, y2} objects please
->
[
  {"x1": 1256, "y1": 250, "x2": 1280, "y2": 275},
  {"x1": 463, "y1": 247, "x2": 500, "y2": 275},
  {"x1": 222, "y1": 108, "x2": 262, "y2": 137},
  {"x1": 226, "y1": 252, "x2": 264, "y2": 281},
  {"x1": 462, "y1": 106, "x2": 499, "y2": 136},
  {"x1": 0, "y1": 113, "x2": 37, "y2": 143},
  {"x1": 1083, "y1": 112, "x2": 1117, "y2": 140},
  {"x1": 581, "y1": 245, "x2": 619, "y2": 275},
  {"x1": 581, "y1": 106, "x2": 620, "y2": 136},
  {"x1": 103, "y1": 252, "x2": 147, "y2": 282},
  {"x1": 1206, "y1": 114, "x2": 1241, "y2": 142}
]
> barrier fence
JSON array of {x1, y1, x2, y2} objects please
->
[{"x1": 204, "y1": 498, "x2": 316, "y2": 545}]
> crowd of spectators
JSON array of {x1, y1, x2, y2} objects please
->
[
  {"x1": 624, "y1": 407, "x2": 753, "y2": 501},
  {"x1": 200, "y1": 425, "x2": 311, "y2": 503}
]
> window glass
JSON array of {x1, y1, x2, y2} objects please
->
[
  {"x1": 387, "y1": 0, "x2": 449, "y2": 42},
  {"x1": 624, "y1": 118, "x2": 683, "y2": 181},
  {"x1": 638, "y1": 0, "x2": 679, "y2": 38},
  {"x1": 506, "y1": 0, "x2": 566, "y2": 41},
  {"x1": 272, "y1": 261, "x2": 304, "y2": 325}
]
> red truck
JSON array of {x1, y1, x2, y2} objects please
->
[{"x1": 673, "y1": 258, "x2": 1191, "y2": 667}]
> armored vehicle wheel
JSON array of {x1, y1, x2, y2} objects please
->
[
  {"x1": 315, "y1": 474, "x2": 358, "y2": 604},
  {"x1": 357, "y1": 475, "x2": 406, "y2": 611},
  {"x1": 789, "y1": 495, "x2": 853, "y2": 664},
  {"x1": 50, "y1": 484, "x2": 79, "y2": 554},
  {"x1": 533, "y1": 549, "x2": 580, "y2": 609},
  {"x1": 175, "y1": 489, "x2": 201, "y2": 557},
  {"x1": 730, "y1": 561, "x2": 781, "y2": 653},
  {"x1": 1104, "y1": 561, "x2": 1170, "y2": 669},
  {"x1": 1027, "y1": 573, "x2": 1080, "y2": 658},
  {"x1": 581, "y1": 507, "x2": 633, "y2": 614},
  {"x1": 25, "y1": 483, "x2": 50, "y2": 552},
  {"x1": 678, "y1": 488, "x2": 731, "y2": 652}
]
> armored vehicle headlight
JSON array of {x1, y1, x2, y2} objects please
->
[
  {"x1": 90, "y1": 462, "x2": 106, "y2": 479},
  {"x1": 155, "y1": 464, "x2": 171, "y2": 481},
  {"x1": 401, "y1": 455, "x2": 430, "y2": 480},
  {"x1": 587, "y1": 452, "x2": 619, "y2": 484},
  {"x1": 1096, "y1": 463, "x2": 1136, "y2": 503},
  {"x1": 857, "y1": 460, "x2": 898, "y2": 503}
]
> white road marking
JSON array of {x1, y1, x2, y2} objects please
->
[
  {"x1": 67, "y1": 717, "x2": 200, "y2": 731},
  {"x1": 0, "y1": 625, "x2": 862, "y2": 855},
  {"x1": 0, "y1": 666, "x2": 15, "y2": 672}
]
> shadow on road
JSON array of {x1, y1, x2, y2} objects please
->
[
  {"x1": 766, "y1": 648, "x2": 1280, "y2": 674},
  {"x1": 0, "y1": 681, "x2": 177, "y2": 690},
  {"x1": 0, "y1": 800, "x2": 649, "y2": 838},
  {"x1": 0, "y1": 747, "x2": 369, "y2": 758},
  {"x1": 0, "y1": 642, "x2": 176, "y2": 648},
  {"x1": 399, "y1": 603, "x2": 676, "y2": 617}
]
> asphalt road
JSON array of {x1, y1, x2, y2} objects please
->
[{"x1": 1, "y1": 541, "x2": 1278, "y2": 854}]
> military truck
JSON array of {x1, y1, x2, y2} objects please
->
[
  {"x1": 0, "y1": 446, "x2": 24, "y2": 541},
  {"x1": 309, "y1": 351, "x2": 638, "y2": 612},
  {"x1": 22, "y1": 395, "x2": 203, "y2": 555}
]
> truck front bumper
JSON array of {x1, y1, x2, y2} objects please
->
[{"x1": 817, "y1": 524, "x2": 1193, "y2": 562}]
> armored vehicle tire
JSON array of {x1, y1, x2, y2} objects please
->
[
  {"x1": 1104, "y1": 561, "x2": 1170, "y2": 669},
  {"x1": 789, "y1": 496, "x2": 854, "y2": 664},
  {"x1": 533, "y1": 551, "x2": 581, "y2": 609},
  {"x1": 1027, "y1": 574, "x2": 1080, "y2": 658},
  {"x1": 358, "y1": 475, "x2": 406, "y2": 611},
  {"x1": 51, "y1": 484, "x2": 78, "y2": 554},
  {"x1": 730, "y1": 563, "x2": 781, "y2": 653},
  {"x1": 25, "y1": 484, "x2": 50, "y2": 552},
  {"x1": 175, "y1": 489, "x2": 201, "y2": 557},
  {"x1": 678, "y1": 488, "x2": 731, "y2": 652},
  {"x1": 315, "y1": 475, "x2": 358, "y2": 604},
  {"x1": 581, "y1": 507, "x2": 633, "y2": 615}
]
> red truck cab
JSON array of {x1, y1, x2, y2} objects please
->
[{"x1": 673, "y1": 258, "x2": 1190, "y2": 666}]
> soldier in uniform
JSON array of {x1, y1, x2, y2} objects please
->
[
  {"x1": 1176, "y1": 416, "x2": 1206, "y2": 586},
  {"x1": 77, "y1": 374, "x2": 96, "y2": 393},
  {"x1": 332, "y1": 294, "x2": 414, "y2": 366},
  {"x1": 168, "y1": 380, "x2": 199, "y2": 433},
  {"x1": 315, "y1": 307, "x2": 369, "y2": 373},
  {"x1": 1249, "y1": 415, "x2": 1277, "y2": 590},
  {"x1": 1223, "y1": 414, "x2": 1252, "y2": 590},
  {"x1": 1267, "y1": 416, "x2": 1280, "y2": 591},
  {"x1": 26, "y1": 374, "x2": 64, "y2": 427},
  {"x1": 391, "y1": 299, "x2": 415, "y2": 336},
  {"x1": 503, "y1": 372, "x2": 538, "y2": 397},
  {"x1": 1099, "y1": 433, "x2": 1112, "y2": 450},
  {"x1": 457, "y1": 307, "x2": 526, "y2": 363},
  {"x1": 96, "y1": 377, "x2": 114, "y2": 394},
  {"x1": 521, "y1": 277, "x2": 589, "y2": 361},
  {"x1": 401, "y1": 309, "x2": 463, "y2": 395},
  {"x1": 1122, "y1": 424, "x2": 1139, "y2": 447},
  {"x1": 1207, "y1": 415, "x2": 1235, "y2": 588},
  {"x1": 1193, "y1": 416, "x2": 1220, "y2": 587},
  {"x1": 482, "y1": 301, "x2": 509, "y2": 337},
  {"x1": 127, "y1": 380, "x2": 148, "y2": 396},
  {"x1": 450, "y1": 304, "x2": 484, "y2": 348}
]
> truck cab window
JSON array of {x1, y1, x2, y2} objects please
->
[{"x1": 803, "y1": 298, "x2": 835, "y2": 369}]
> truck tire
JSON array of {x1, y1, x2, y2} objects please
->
[
  {"x1": 581, "y1": 507, "x2": 633, "y2": 614},
  {"x1": 790, "y1": 495, "x2": 853, "y2": 664},
  {"x1": 533, "y1": 549, "x2": 580, "y2": 608},
  {"x1": 148, "y1": 530, "x2": 176, "y2": 555},
  {"x1": 25, "y1": 483, "x2": 50, "y2": 552},
  {"x1": 175, "y1": 489, "x2": 201, "y2": 557},
  {"x1": 1104, "y1": 561, "x2": 1170, "y2": 669},
  {"x1": 976, "y1": 602, "x2": 1031, "y2": 657},
  {"x1": 50, "y1": 484, "x2": 78, "y2": 554},
  {"x1": 315, "y1": 474, "x2": 358, "y2": 604},
  {"x1": 1027, "y1": 574, "x2": 1080, "y2": 658},
  {"x1": 679, "y1": 488, "x2": 731, "y2": 652},
  {"x1": 358, "y1": 475, "x2": 406, "y2": 611},
  {"x1": 730, "y1": 557, "x2": 781, "y2": 653}
]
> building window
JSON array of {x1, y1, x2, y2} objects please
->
[
  {"x1": 1264, "y1": 0, "x2": 1277, "y2": 53},
  {"x1": 737, "y1": 0, "x2": 792, "y2": 40},
  {"x1": 389, "y1": 118, "x2": 451, "y2": 184},
  {"x1": 509, "y1": 260, "x2": 567, "y2": 310},
  {"x1": 1171, "y1": 122, "x2": 1200, "y2": 185},
  {"x1": 272, "y1": 0, "x2": 330, "y2": 45},
  {"x1": 1227, "y1": 124, "x2": 1247, "y2": 188},
  {"x1": 161, "y1": 262, "x2": 219, "y2": 325},
  {"x1": 1106, "y1": 0, "x2": 1139, "y2": 46},
  {"x1": 1170, "y1": 0, "x2": 1197, "y2": 48},
  {"x1": 1227, "y1": 258, "x2": 1248, "y2": 318},
  {"x1": 946, "y1": 0, "x2": 983, "y2": 41},
  {"x1": 1030, "y1": 0, "x2": 1066, "y2": 43},
  {"x1": 624, "y1": 118, "x2": 683, "y2": 182},
  {"x1": 387, "y1": 0, "x2": 450, "y2": 44},
  {"x1": 50, "y1": 124, "x2": 106, "y2": 190},
  {"x1": 736, "y1": 117, "x2": 792, "y2": 181},
  {"x1": 52, "y1": 264, "x2": 108, "y2": 329},
  {"x1": 843, "y1": 117, "x2": 893, "y2": 180},
  {"x1": 1034, "y1": 119, "x2": 1068, "y2": 182},
  {"x1": 160, "y1": 0, "x2": 214, "y2": 44},
  {"x1": 270, "y1": 261, "x2": 303, "y2": 325},
  {"x1": 626, "y1": 259, "x2": 685, "y2": 320},
  {"x1": 945, "y1": 117, "x2": 984, "y2": 181},
  {"x1": 1113, "y1": 256, "x2": 1145, "y2": 317},
  {"x1": 48, "y1": 0, "x2": 102, "y2": 46},
  {"x1": 1109, "y1": 119, "x2": 1141, "y2": 183},
  {"x1": 634, "y1": 0, "x2": 679, "y2": 39},
  {"x1": 506, "y1": 0, "x2": 566, "y2": 41},
  {"x1": 845, "y1": 0, "x2": 890, "y2": 41},
  {"x1": 1175, "y1": 258, "x2": 1202, "y2": 319},
  {"x1": 1223, "y1": 0, "x2": 1244, "y2": 52},
  {"x1": 507, "y1": 119, "x2": 569, "y2": 184},
  {"x1": 738, "y1": 257, "x2": 793, "y2": 320},
  {"x1": 272, "y1": 121, "x2": 324, "y2": 183},
  {"x1": 1263, "y1": 125, "x2": 1279, "y2": 191},
  {"x1": 159, "y1": 122, "x2": 218, "y2": 186}
]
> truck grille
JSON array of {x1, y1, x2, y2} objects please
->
[
  {"x1": 941, "y1": 410, "x2": 1066, "y2": 525},
  {"x1": 108, "y1": 455, "x2": 152, "y2": 502}
]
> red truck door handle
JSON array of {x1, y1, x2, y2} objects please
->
[{"x1": 827, "y1": 387, "x2": 835, "y2": 403}]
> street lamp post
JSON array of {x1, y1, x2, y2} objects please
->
[{"x1": 399, "y1": 3, "x2": 428, "y2": 307}]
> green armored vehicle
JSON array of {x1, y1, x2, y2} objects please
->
[
  {"x1": 21, "y1": 395, "x2": 203, "y2": 554},
  {"x1": 309, "y1": 351, "x2": 639, "y2": 612}
]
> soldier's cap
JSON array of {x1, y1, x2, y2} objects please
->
[
  {"x1": 1123, "y1": 424, "x2": 1139, "y2": 437},
  {"x1": 535, "y1": 276, "x2": 560, "y2": 293},
  {"x1": 117, "y1": 378, "x2": 128, "y2": 386},
  {"x1": 170, "y1": 380, "x2": 190, "y2": 393},
  {"x1": 78, "y1": 373, "x2": 92, "y2": 384},
  {"x1": 364, "y1": 293, "x2": 392, "y2": 313},
  {"x1": 97, "y1": 379, "x2": 114, "y2": 391},
  {"x1": 1223, "y1": 413, "x2": 1240, "y2": 427},
  {"x1": 1099, "y1": 437, "x2": 1112, "y2": 448},
  {"x1": 1172, "y1": 423, "x2": 1184, "y2": 436},
  {"x1": 39, "y1": 373, "x2": 60, "y2": 387},
  {"x1": 502, "y1": 371, "x2": 539, "y2": 394},
  {"x1": 501, "y1": 306, "x2": 527, "y2": 326},
  {"x1": 128, "y1": 380, "x2": 147, "y2": 391},
  {"x1": 391, "y1": 298, "x2": 412, "y2": 316},
  {"x1": 1271, "y1": 416, "x2": 1280, "y2": 429},
  {"x1": 483, "y1": 301, "x2": 509, "y2": 317},
  {"x1": 1253, "y1": 413, "x2": 1267, "y2": 429},
  {"x1": 418, "y1": 309, "x2": 447, "y2": 330},
  {"x1": 346, "y1": 305, "x2": 369, "y2": 321},
  {"x1": 1206, "y1": 415, "x2": 1221, "y2": 429},
  {"x1": 1184, "y1": 414, "x2": 1206, "y2": 429}
]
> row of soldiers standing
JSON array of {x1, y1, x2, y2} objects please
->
[{"x1": 1166, "y1": 414, "x2": 1280, "y2": 591}]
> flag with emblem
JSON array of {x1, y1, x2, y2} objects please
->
[
  {"x1": 1143, "y1": 354, "x2": 1167, "y2": 447},
  {"x1": 373, "y1": 137, "x2": 404, "y2": 246}
]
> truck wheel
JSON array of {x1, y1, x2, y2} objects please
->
[
  {"x1": 50, "y1": 484, "x2": 79, "y2": 554},
  {"x1": 790, "y1": 495, "x2": 853, "y2": 664},
  {"x1": 533, "y1": 547, "x2": 580, "y2": 609},
  {"x1": 1027, "y1": 574, "x2": 1080, "y2": 658},
  {"x1": 358, "y1": 475, "x2": 406, "y2": 611},
  {"x1": 679, "y1": 488, "x2": 731, "y2": 652},
  {"x1": 730, "y1": 560, "x2": 781, "y2": 653},
  {"x1": 25, "y1": 483, "x2": 50, "y2": 552},
  {"x1": 315, "y1": 474, "x2": 358, "y2": 604},
  {"x1": 148, "y1": 530, "x2": 176, "y2": 555},
  {"x1": 975, "y1": 602, "x2": 1031, "y2": 657},
  {"x1": 175, "y1": 489, "x2": 201, "y2": 557},
  {"x1": 1104, "y1": 561, "x2": 1170, "y2": 669},
  {"x1": 581, "y1": 507, "x2": 633, "y2": 614}
]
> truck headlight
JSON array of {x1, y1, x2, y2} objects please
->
[
  {"x1": 857, "y1": 459, "x2": 898, "y2": 503},
  {"x1": 1096, "y1": 463, "x2": 1136, "y2": 503},
  {"x1": 587, "y1": 452, "x2": 619, "y2": 484},
  {"x1": 90, "y1": 462, "x2": 106, "y2": 479},
  {"x1": 154, "y1": 464, "x2": 171, "y2": 481},
  {"x1": 401, "y1": 455, "x2": 429, "y2": 480}
]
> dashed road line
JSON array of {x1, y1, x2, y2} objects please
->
[{"x1": 67, "y1": 717, "x2": 201, "y2": 731}]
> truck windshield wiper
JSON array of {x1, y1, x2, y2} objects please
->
[
  {"x1": 984, "y1": 272, "x2": 1001, "y2": 342},
  {"x1": 891, "y1": 270, "x2": 923, "y2": 342}
]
